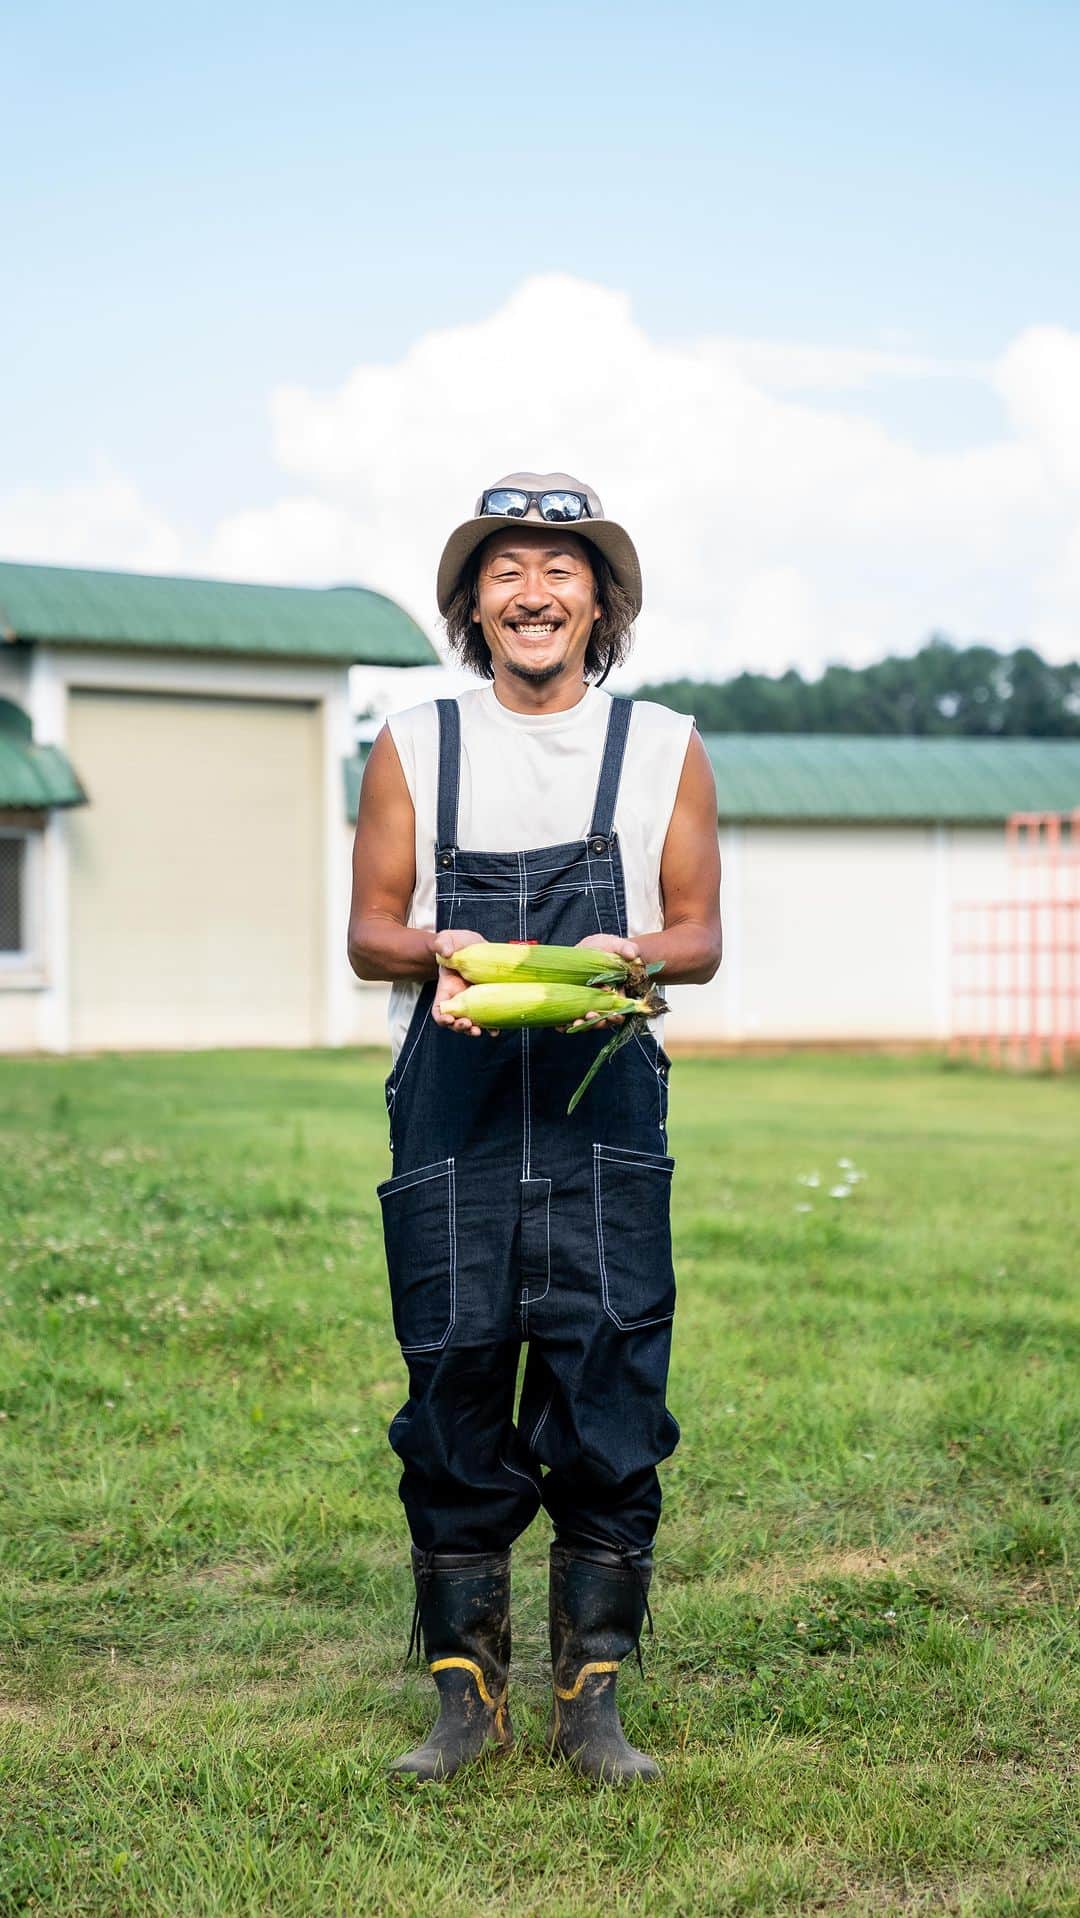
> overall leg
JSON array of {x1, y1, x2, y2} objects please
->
[
  {"x1": 520, "y1": 1313, "x2": 678, "y2": 1782},
  {"x1": 391, "y1": 1339, "x2": 541, "y2": 1553},
  {"x1": 531, "y1": 1318, "x2": 677, "y2": 1553},
  {"x1": 387, "y1": 1340, "x2": 541, "y2": 1780}
]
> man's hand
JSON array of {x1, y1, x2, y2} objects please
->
[
  {"x1": 431, "y1": 930, "x2": 500, "y2": 1038},
  {"x1": 559, "y1": 933, "x2": 641, "y2": 1034},
  {"x1": 577, "y1": 934, "x2": 641, "y2": 963}
]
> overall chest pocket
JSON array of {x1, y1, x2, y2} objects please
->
[
  {"x1": 592, "y1": 1144, "x2": 676, "y2": 1330},
  {"x1": 377, "y1": 1158, "x2": 457, "y2": 1354}
]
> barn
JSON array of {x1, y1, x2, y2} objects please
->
[{"x1": 0, "y1": 559, "x2": 435, "y2": 1054}]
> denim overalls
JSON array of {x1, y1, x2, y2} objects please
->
[{"x1": 377, "y1": 693, "x2": 680, "y2": 1556}]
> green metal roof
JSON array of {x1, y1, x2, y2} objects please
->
[
  {"x1": 702, "y1": 733, "x2": 1080, "y2": 822},
  {"x1": 0, "y1": 559, "x2": 437, "y2": 669},
  {"x1": 343, "y1": 729, "x2": 1080, "y2": 826},
  {"x1": 0, "y1": 699, "x2": 87, "y2": 810}
]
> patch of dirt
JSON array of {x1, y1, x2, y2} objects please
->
[
  {"x1": 45, "y1": 1637, "x2": 368, "y2": 1699},
  {"x1": 185, "y1": 1557, "x2": 280, "y2": 1590},
  {"x1": 827, "y1": 1860, "x2": 1080, "y2": 1916},
  {"x1": 0, "y1": 1697, "x2": 43, "y2": 1724},
  {"x1": 724, "y1": 1542, "x2": 936, "y2": 1596}
]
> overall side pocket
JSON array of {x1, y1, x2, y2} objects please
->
[
  {"x1": 376, "y1": 1157, "x2": 457, "y2": 1354},
  {"x1": 593, "y1": 1143, "x2": 676, "y2": 1330}
]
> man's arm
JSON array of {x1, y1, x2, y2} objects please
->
[
  {"x1": 346, "y1": 725, "x2": 495, "y2": 1036},
  {"x1": 564, "y1": 729, "x2": 722, "y2": 1029},
  {"x1": 633, "y1": 728, "x2": 723, "y2": 984},
  {"x1": 347, "y1": 725, "x2": 436, "y2": 982}
]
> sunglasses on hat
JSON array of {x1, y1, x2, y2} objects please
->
[{"x1": 480, "y1": 487, "x2": 593, "y2": 524}]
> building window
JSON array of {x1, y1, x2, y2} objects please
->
[{"x1": 0, "y1": 833, "x2": 27, "y2": 955}]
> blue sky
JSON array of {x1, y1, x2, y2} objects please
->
[{"x1": 4, "y1": 1, "x2": 1080, "y2": 683}]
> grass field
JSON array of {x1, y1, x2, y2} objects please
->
[{"x1": 1, "y1": 1047, "x2": 1077, "y2": 1917}]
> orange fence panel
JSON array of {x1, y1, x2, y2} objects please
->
[{"x1": 950, "y1": 809, "x2": 1080, "y2": 1070}]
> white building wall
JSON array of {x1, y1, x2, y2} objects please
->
[
  {"x1": 344, "y1": 975, "x2": 397, "y2": 1047},
  {"x1": 340, "y1": 806, "x2": 397, "y2": 1046},
  {"x1": 666, "y1": 822, "x2": 1014, "y2": 1043},
  {"x1": 1, "y1": 645, "x2": 356, "y2": 1053}
]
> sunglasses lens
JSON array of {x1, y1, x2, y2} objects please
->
[
  {"x1": 483, "y1": 489, "x2": 529, "y2": 518},
  {"x1": 539, "y1": 491, "x2": 586, "y2": 522}
]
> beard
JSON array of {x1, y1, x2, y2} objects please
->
[{"x1": 504, "y1": 654, "x2": 566, "y2": 685}]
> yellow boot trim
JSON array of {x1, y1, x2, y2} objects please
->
[
  {"x1": 554, "y1": 1660, "x2": 620, "y2": 1701},
  {"x1": 429, "y1": 1656, "x2": 504, "y2": 1715}
]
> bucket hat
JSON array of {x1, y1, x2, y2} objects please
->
[{"x1": 436, "y1": 471, "x2": 642, "y2": 617}]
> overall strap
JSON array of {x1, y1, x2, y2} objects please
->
[
  {"x1": 435, "y1": 698, "x2": 461, "y2": 853},
  {"x1": 588, "y1": 696, "x2": 633, "y2": 843}
]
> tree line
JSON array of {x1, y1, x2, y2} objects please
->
[{"x1": 634, "y1": 637, "x2": 1080, "y2": 737}]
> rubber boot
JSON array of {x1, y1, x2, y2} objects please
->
[
  {"x1": 548, "y1": 1537, "x2": 660, "y2": 1783},
  {"x1": 389, "y1": 1547, "x2": 513, "y2": 1781}
]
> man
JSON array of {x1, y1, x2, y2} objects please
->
[{"x1": 348, "y1": 472, "x2": 722, "y2": 1783}]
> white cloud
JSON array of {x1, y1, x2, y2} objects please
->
[
  {"x1": 728, "y1": 568, "x2": 822, "y2": 677},
  {"x1": 3, "y1": 278, "x2": 1080, "y2": 687},
  {"x1": 206, "y1": 498, "x2": 370, "y2": 587},
  {"x1": 718, "y1": 339, "x2": 973, "y2": 392},
  {"x1": 255, "y1": 272, "x2": 1071, "y2": 680},
  {"x1": 994, "y1": 325, "x2": 1080, "y2": 653},
  {"x1": 0, "y1": 466, "x2": 185, "y2": 575},
  {"x1": 996, "y1": 325, "x2": 1080, "y2": 494}
]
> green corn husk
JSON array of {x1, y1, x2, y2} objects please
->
[
  {"x1": 438, "y1": 942, "x2": 631, "y2": 987},
  {"x1": 567, "y1": 1015, "x2": 649, "y2": 1115},
  {"x1": 448, "y1": 984, "x2": 643, "y2": 1029}
]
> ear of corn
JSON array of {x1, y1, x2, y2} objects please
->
[
  {"x1": 437, "y1": 943, "x2": 671, "y2": 1109},
  {"x1": 439, "y1": 942, "x2": 631, "y2": 987},
  {"x1": 448, "y1": 984, "x2": 642, "y2": 1029}
]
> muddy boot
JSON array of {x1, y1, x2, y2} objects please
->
[
  {"x1": 548, "y1": 1537, "x2": 660, "y2": 1783},
  {"x1": 389, "y1": 1547, "x2": 513, "y2": 1781}
]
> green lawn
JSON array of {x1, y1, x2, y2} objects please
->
[{"x1": 1, "y1": 1048, "x2": 1077, "y2": 1917}]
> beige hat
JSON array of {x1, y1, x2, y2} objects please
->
[{"x1": 436, "y1": 471, "x2": 642, "y2": 617}]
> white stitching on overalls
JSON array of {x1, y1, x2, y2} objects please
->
[
  {"x1": 500, "y1": 1451, "x2": 542, "y2": 1495},
  {"x1": 393, "y1": 997, "x2": 430, "y2": 1096},
  {"x1": 396, "y1": 1158, "x2": 458, "y2": 1354},
  {"x1": 447, "y1": 840, "x2": 459, "y2": 929},
  {"x1": 377, "y1": 1158, "x2": 454, "y2": 1196},
  {"x1": 529, "y1": 1392, "x2": 554, "y2": 1454},
  {"x1": 592, "y1": 1142, "x2": 675, "y2": 1331},
  {"x1": 610, "y1": 830, "x2": 626, "y2": 936},
  {"x1": 517, "y1": 849, "x2": 531, "y2": 1180},
  {"x1": 449, "y1": 884, "x2": 617, "y2": 898},
  {"x1": 584, "y1": 838, "x2": 607, "y2": 938},
  {"x1": 520, "y1": 1178, "x2": 552, "y2": 1315},
  {"x1": 596, "y1": 1143, "x2": 674, "y2": 1167},
  {"x1": 448, "y1": 1157, "x2": 457, "y2": 1337},
  {"x1": 631, "y1": 1030, "x2": 665, "y2": 1139},
  {"x1": 524, "y1": 1028, "x2": 532, "y2": 1181},
  {"x1": 607, "y1": 823, "x2": 667, "y2": 1146}
]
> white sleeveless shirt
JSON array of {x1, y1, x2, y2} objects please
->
[{"x1": 384, "y1": 681, "x2": 695, "y2": 1062}]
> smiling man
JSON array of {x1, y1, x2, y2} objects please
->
[{"x1": 348, "y1": 472, "x2": 723, "y2": 1783}]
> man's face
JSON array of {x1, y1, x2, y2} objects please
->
[{"x1": 471, "y1": 526, "x2": 601, "y2": 685}]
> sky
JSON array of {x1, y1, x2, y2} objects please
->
[{"x1": 3, "y1": 0, "x2": 1080, "y2": 709}]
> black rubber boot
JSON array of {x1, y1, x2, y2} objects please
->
[
  {"x1": 389, "y1": 1547, "x2": 513, "y2": 1781},
  {"x1": 548, "y1": 1538, "x2": 660, "y2": 1783}
]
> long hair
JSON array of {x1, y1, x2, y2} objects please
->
[{"x1": 442, "y1": 536, "x2": 636, "y2": 687}]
